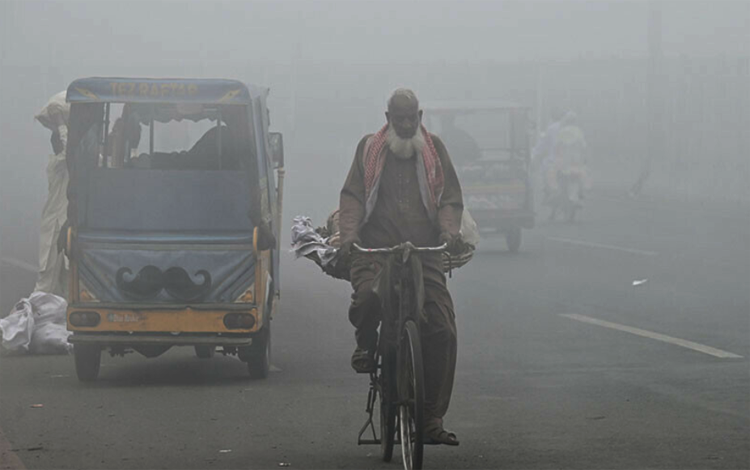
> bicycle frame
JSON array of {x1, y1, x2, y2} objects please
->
[{"x1": 355, "y1": 242, "x2": 447, "y2": 467}]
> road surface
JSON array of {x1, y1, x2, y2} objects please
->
[{"x1": 1, "y1": 188, "x2": 748, "y2": 469}]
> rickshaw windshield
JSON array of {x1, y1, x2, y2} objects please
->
[{"x1": 68, "y1": 101, "x2": 260, "y2": 234}]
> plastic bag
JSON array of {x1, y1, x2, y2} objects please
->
[
  {"x1": 28, "y1": 292, "x2": 71, "y2": 354},
  {"x1": 459, "y1": 208, "x2": 480, "y2": 248},
  {"x1": 0, "y1": 299, "x2": 35, "y2": 352},
  {"x1": 0, "y1": 292, "x2": 71, "y2": 354}
]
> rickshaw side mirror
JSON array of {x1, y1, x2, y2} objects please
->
[{"x1": 269, "y1": 132, "x2": 284, "y2": 169}]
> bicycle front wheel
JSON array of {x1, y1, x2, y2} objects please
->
[
  {"x1": 398, "y1": 320, "x2": 424, "y2": 470},
  {"x1": 380, "y1": 348, "x2": 396, "y2": 462}
]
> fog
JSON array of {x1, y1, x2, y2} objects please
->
[
  {"x1": 1, "y1": 3, "x2": 749, "y2": 468},
  {"x1": 1, "y1": 0, "x2": 748, "y2": 307},
  {"x1": 2, "y1": 1, "x2": 749, "y2": 64}
]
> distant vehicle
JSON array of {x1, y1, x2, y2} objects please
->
[
  {"x1": 549, "y1": 168, "x2": 585, "y2": 223},
  {"x1": 539, "y1": 112, "x2": 588, "y2": 223},
  {"x1": 62, "y1": 77, "x2": 285, "y2": 381},
  {"x1": 424, "y1": 101, "x2": 535, "y2": 252}
]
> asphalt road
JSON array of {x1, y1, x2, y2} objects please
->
[{"x1": 1, "y1": 188, "x2": 748, "y2": 470}]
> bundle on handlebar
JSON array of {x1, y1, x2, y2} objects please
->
[{"x1": 291, "y1": 214, "x2": 474, "y2": 281}]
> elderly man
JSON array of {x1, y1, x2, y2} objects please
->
[{"x1": 339, "y1": 89, "x2": 463, "y2": 446}]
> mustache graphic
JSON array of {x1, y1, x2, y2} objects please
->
[
  {"x1": 116, "y1": 265, "x2": 164, "y2": 300},
  {"x1": 164, "y1": 267, "x2": 212, "y2": 302},
  {"x1": 115, "y1": 266, "x2": 212, "y2": 301}
]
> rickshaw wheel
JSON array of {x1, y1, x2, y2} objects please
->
[
  {"x1": 74, "y1": 344, "x2": 102, "y2": 382},
  {"x1": 505, "y1": 227, "x2": 522, "y2": 253},
  {"x1": 194, "y1": 345, "x2": 215, "y2": 359},
  {"x1": 245, "y1": 323, "x2": 271, "y2": 379}
]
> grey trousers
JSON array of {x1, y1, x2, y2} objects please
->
[{"x1": 348, "y1": 254, "x2": 458, "y2": 424}]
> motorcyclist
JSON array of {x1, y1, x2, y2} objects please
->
[
  {"x1": 542, "y1": 111, "x2": 589, "y2": 220},
  {"x1": 532, "y1": 109, "x2": 564, "y2": 204},
  {"x1": 553, "y1": 112, "x2": 589, "y2": 194}
]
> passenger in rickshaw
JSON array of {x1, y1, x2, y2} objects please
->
[
  {"x1": 109, "y1": 105, "x2": 243, "y2": 171},
  {"x1": 146, "y1": 126, "x2": 241, "y2": 171},
  {"x1": 339, "y1": 88, "x2": 463, "y2": 446},
  {"x1": 187, "y1": 125, "x2": 241, "y2": 170},
  {"x1": 105, "y1": 111, "x2": 142, "y2": 168}
]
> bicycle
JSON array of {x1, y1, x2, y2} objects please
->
[{"x1": 355, "y1": 241, "x2": 448, "y2": 470}]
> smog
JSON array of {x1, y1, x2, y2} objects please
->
[{"x1": 0, "y1": 1, "x2": 748, "y2": 469}]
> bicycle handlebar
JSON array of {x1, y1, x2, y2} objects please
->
[{"x1": 351, "y1": 242, "x2": 448, "y2": 254}]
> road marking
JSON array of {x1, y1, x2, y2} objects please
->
[
  {"x1": 559, "y1": 314, "x2": 743, "y2": 359},
  {"x1": 0, "y1": 425, "x2": 26, "y2": 470},
  {"x1": 0, "y1": 257, "x2": 37, "y2": 273},
  {"x1": 547, "y1": 237, "x2": 658, "y2": 256}
]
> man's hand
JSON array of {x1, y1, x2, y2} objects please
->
[
  {"x1": 439, "y1": 232, "x2": 462, "y2": 255},
  {"x1": 57, "y1": 219, "x2": 70, "y2": 255},
  {"x1": 339, "y1": 237, "x2": 360, "y2": 258},
  {"x1": 336, "y1": 237, "x2": 360, "y2": 272},
  {"x1": 327, "y1": 232, "x2": 341, "y2": 248}
]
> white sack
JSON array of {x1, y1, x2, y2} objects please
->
[
  {"x1": 0, "y1": 299, "x2": 35, "y2": 352},
  {"x1": 29, "y1": 292, "x2": 71, "y2": 354},
  {"x1": 34, "y1": 91, "x2": 70, "y2": 131},
  {"x1": 0, "y1": 292, "x2": 71, "y2": 354},
  {"x1": 459, "y1": 209, "x2": 480, "y2": 248}
]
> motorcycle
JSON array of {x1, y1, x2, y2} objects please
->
[{"x1": 546, "y1": 165, "x2": 586, "y2": 222}]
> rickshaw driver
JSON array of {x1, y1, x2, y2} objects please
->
[
  {"x1": 339, "y1": 88, "x2": 463, "y2": 446},
  {"x1": 440, "y1": 114, "x2": 482, "y2": 165}
]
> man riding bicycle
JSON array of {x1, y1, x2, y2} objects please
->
[{"x1": 339, "y1": 88, "x2": 463, "y2": 446}]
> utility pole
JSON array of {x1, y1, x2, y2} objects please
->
[{"x1": 631, "y1": 0, "x2": 663, "y2": 196}]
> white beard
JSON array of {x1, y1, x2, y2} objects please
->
[{"x1": 386, "y1": 124, "x2": 425, "y2": 160}]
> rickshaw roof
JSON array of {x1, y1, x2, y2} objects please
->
[
  {"x1": 422, "y1": 100, "x2": 529, "y2": 114},
  {"x1": 66, "y1": 77, "x2": 257, "y2": 105}
]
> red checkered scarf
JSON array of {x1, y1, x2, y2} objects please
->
[{"x1": 364, "y1": 124, "x2": 444, "y2": 212}]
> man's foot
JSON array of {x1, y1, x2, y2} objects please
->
[
  {"x1": 423, "y1": 423, "x2": 460, "y2": 446},
  {"x1": 351, "y1": 347, "x2": 376, "y2": 373}
]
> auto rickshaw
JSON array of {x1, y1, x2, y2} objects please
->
[
  {"x1": 62, "y1": 78, "x2": 285, "y2": 381},
  {"x1": 424, "y1": 101, "x2": 535, "y2": 252}
]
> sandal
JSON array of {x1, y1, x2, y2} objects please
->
[
  {"x1": 350, "y1": 347, "x2": 376, "y2": 373},
  {"x1": 424, "y1": 424, "x2": 460, "y2": 446}
]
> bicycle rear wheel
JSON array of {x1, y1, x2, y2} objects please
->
[
  {"x1": 379, "y1": 348, "x2": 396, "y2": 462},
  {"x1": 398, "y1": 320, "x2": 424, "y2": 470}
]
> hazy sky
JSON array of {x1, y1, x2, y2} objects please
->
[
  {"x1": 1, "y1": 0, "x2": 748, "y2": 251},
  {"x1": 2, "y1": 1, "x2": 748, "y2": 68}
]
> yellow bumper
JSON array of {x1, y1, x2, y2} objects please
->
[{"x1": 67, "y1": 307, "x2": 260, "y2": 334}]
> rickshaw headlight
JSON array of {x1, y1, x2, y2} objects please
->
[
  {"x1": 223, "y1": 313, "x2": 256, "y2": 329},
  {"x1": 70, "y1": 311, "x2": 101, "y2": 327}
]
